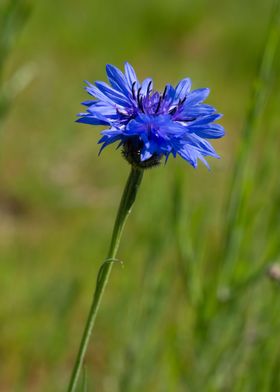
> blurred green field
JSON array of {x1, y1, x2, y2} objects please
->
[{"x1": 0, "y1": 0, "x2": 280, "y2": 391}]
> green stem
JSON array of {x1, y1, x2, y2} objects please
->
[{"x1": 67, "y1": 166, "x2": 144, "y2": 392}]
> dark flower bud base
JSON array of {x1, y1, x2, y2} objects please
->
[{"x1": 122, "y1": 139, "x2": 162, "y2": 169}]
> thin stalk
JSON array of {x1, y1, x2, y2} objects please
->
[
  {"x1": 223, "y1": 0, "x2": 280, "y2": 264},
  {"x1": 67, "y1": 166, "x2": 144, "y2": 392}
]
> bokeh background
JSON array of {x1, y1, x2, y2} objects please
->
[{"x1": 0, "y1": 0, "x2": 280, "y2": 391}]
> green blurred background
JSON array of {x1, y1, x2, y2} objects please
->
[{"x1": 0, "y1": 0, "x2": 280, "y2": 391}]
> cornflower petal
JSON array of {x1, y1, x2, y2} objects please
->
[
  {"x1": 106, "y1": 64, "x2": 130, "y2": 96},
  {"x1": 124, "y1": 62, "x2": 140, "y2": 89}
]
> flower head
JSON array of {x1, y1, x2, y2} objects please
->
[{"x1": 77, "y1": 63, "x2": 224, "y2": 169}]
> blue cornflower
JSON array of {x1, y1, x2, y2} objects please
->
[{"x1": 77, "y1": 63, "x2": 224, "y2": 169}]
